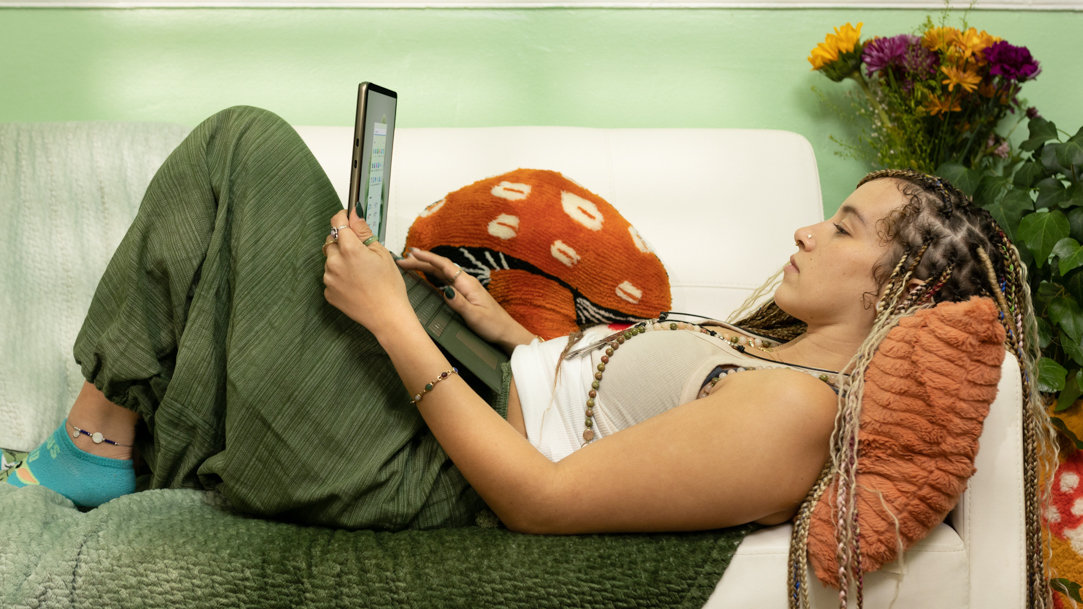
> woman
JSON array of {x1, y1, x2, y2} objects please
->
[{"x1": 3, "y1": 107, "x2": 1053, "y2": 605}]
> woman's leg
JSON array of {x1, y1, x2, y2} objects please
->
[
  {"x1": 31, "y1": 106, "x2": 498, "y2": 528},
  {"x1": 5, "y1": 383, "x2": 138, "y2": 507}
]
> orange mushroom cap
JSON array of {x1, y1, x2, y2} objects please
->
[{"x1": 405, "y1": 169, "x2": 672, "y2": 338}]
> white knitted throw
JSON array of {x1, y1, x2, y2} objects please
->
[{"x1": 0, "y1": 121, "x2": 189, "y2": 451}]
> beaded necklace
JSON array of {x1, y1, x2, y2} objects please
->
[{"x1": 568, "y1": 317, "x2": 785, "y2": 444}]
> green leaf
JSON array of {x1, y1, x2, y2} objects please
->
[
  {"x1": 1043, "y1": 145, "x2": 1068, "y2": 175},
  {"x1": 1038, "y1": 316, "x2": 1054, "y2": 349},
  {"x1": 1055, "y1": 237, "x2": 1083, "y2": 275},
  {"x1": 1052, "y1": 577, "x2": 1083, "y2": 602},
  {"x1": 1056, "y1": 368, "x2": 1083, "y2": 411},
  {"x1": 1018, "y1": 209, "x2": 1070, "y2": 267},
  {"x1": 1036, "y1": 176, "x2": 1068, "y2": 209},
  {"x1": 1054, "y1": 237, "x2": 1081, "y2": 256},
  {"x1": 1012, "y1": 159, "x2": 1045, "y2": 189},
  {"x1": 1063, "y1": 331, "x2": 1083, "y2": 367},
  {"x1": 984, "y1": 188, "x2": 1033, "y2": 241},
  {"x1": 974, "y1": 174, "x2": 1010, "y2": 208},
  {"x1": 1067, "y1": 270, "x2": 1083, "y2": 305},
  {"x1": 1039, "y1": 356, "x2": 1068, "y2": 392},
  {"x1": 1072, "y1": 125, "x2": 1083, "y2": 146},
  {"x1": 1049, "y1": 294, "x2": 1083, "y2": 343},
  {"x1": 1069, "y1": 208, "x2": 1083, "y2": 241},
  {"x1": 936, "y1": 162, "x2": 981, "y2": 195},
  {"x1": 1037, "y1": 280, "x2": 1061, "y2": 306},
  {"x1": 1068, "y1": 182, "x2": 1083, "y2": 209},
  {"x1": 1058, "y1": 139, "x2": 1083, "y2": 170},
  {"x1": 1021, "y1": 116, "x2": 1058, "y2": 151}
]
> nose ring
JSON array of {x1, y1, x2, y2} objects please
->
[{"x1": 807, "y1": 234, "x2": 813, "y2": 239}]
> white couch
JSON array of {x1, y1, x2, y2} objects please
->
[{"x1": 0, "y1": 120, "x2": 1026, "y2": 608}]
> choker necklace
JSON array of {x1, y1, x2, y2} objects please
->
[{"x1": 573, "y1": 317, "x2": 780, "y2": 444}]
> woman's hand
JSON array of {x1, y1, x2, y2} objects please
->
[
  {"x1": 322, "y1": 210, "x2": 418, "y2": 340},
  {"x1": 398, "y1": 248, "x2": 538, "y2": 353}
]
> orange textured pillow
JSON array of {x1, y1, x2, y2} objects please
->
[
  {"x1": 807, "y1": 297, "x2": 1007, "y2": 586},
  {"x1": 404, "y1": 169, "x2": 671, "y2": 339}
]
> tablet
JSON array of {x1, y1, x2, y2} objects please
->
[{"x1": 347, "y1": 82, "x2": 397, "y2": 241}]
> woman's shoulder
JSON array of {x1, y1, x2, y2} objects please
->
[{"x1": 707, "y1": 366, "x2": 838, "y2": 426}]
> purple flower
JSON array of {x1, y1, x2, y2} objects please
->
[
  {"x1": 1026, "y1": 106, "x2": 1041, "y2": 119},
  {"x1": 863, "y1": 34, "x2": 938, "y2": 84},
  {"x1": 984, "y1": 41, "x2": 1041, "y2": 82},
  {"x1": 863, "y1": 34, "x2": 913, "y2": 76}
]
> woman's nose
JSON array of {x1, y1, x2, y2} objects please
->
[{"x1": 794, "y1": 227, "x2": 814, "y2": 249}]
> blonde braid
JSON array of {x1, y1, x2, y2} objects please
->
[{"x1": 788, "y1": 463, "x2": 833, "y2": 609}]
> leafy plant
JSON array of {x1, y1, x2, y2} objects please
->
[{"x1": 940, "y1": 117, "x2": 1083, "y2": 427}]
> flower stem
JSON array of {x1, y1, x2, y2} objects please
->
[{"x1": 853, "y1": 71, "x2": 893, "y2": 131}]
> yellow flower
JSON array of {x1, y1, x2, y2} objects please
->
[
  {"x1": 808, "y1": 22, "x2": 863, "y2": 70},
  {"x1": 922, "y1": 26, "x2": 960, "y2": 54},
  {"x1": 956, "y1": 27, "x2": 1000, "y2": 63},
  {"x1": 941, "y1": 65, "x2": 982, "y2": 92}
]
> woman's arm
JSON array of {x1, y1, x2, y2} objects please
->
[
  {"x1": 396, "y1": 248, "x2": 538, "y2": 354},
  {"x1": 323, "y1": 212, "x2": 837, "y2": 534}
]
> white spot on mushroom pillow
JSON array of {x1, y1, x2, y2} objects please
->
[{"x1": 404, "y1": 169, "x2": 672, "y2": 339}]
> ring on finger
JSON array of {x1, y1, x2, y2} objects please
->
[
  {"x1": 450, "y1": 265, "x2": 463, "y2": 281},
  {"x1": 330, "y1": 224, "x2": 348, "y2": 241},
  {"x1": 362, "y1": 235, "x2": 378, "y2": 246}
]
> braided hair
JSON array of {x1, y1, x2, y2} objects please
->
[{"x1": 733, "y1": 169, "x2": 1056, "y2": 609}]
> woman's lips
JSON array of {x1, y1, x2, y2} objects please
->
[{"x1": 786, "y1": 255, "x2": 799, "y2": 272}]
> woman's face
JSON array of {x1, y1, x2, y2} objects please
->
[{"x1": 774, "y1": 178, "x2": 907, "y2": 330}]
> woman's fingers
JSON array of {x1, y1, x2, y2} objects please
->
[
  {"x1": 346, "y1": 211, "x2": 378, "y2": 246},
  {"x1": 325, "y1": 210, "x2": 382, "y2": 257},
  {"x1": 400, "y1": 248, "x2": 464, "y2": 284}
]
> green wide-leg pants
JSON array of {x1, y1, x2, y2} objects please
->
[{"x1": 74, "y1": 106, "x2": 504, "y2": 530}]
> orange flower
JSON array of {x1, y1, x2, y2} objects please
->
[
  {"x1": 941, "y1": 65, "x2": 982, "y2": 92},
  {"x1": 924, "y1": 95, "x2": 962, "y2": 116}
]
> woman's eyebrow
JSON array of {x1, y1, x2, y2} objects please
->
[{"x1": 839, "y1": 204, "x2": 868, "y2": 227}]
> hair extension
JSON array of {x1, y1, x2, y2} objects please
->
[{"x1": 727, "y1": 270, "x2": 808, "y2": 342}]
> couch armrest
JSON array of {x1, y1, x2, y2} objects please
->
[{"x1": 948, "y1": 353, "x2": 1026, "y2": 608}]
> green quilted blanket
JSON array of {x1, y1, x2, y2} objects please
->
[{"x1": 0, "y1": 484, "x2": 752, "y2": 608}]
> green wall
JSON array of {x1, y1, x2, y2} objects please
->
[{"x1": 2, "y1": 7, "x2": 1080, "y2": 212}]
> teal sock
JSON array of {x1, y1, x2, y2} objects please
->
[{"x1": 5, "y1": 419, "x2": 136, "y2": 507}]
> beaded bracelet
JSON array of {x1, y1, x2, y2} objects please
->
[{"x1": 410, "y1": 367, "x2": 459, "y2": 406}]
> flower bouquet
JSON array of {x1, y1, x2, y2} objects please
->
[{"x1": 808, "y1": 20, "x2": 1041, "y2": 174}]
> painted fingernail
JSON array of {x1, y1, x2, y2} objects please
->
[{"x1": 443, "y1": 286, "x2": 456, "y2": 299}]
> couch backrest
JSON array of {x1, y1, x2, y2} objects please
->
[{"x1": 296, "y1": 125, "x2": 825, "y2": 320}]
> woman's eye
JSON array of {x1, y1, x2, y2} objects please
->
[{"x1": 833, "y1": 223, "x2": 849, "y2": 236}]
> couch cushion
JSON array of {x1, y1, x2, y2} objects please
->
[{"x1": 807, "y1": 297, "x2": 1004, "y2": 586}]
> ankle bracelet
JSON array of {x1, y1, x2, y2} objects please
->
[{"x1": 70, "y1": 424, "x2": 132, "y2": 448}]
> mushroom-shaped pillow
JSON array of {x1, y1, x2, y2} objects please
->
[{"x1": 404, "y1": 169, "x2": 671, "y2": 339}]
